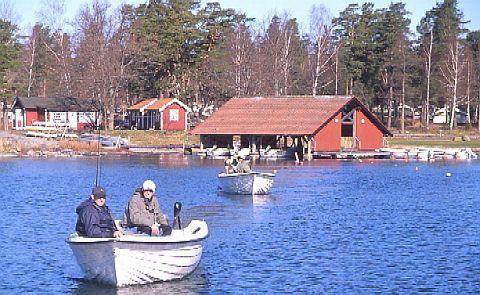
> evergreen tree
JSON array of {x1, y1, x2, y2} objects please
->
[
  {"x1": 466, "y1": 31, "x2": 480, "y2": 129},
  {"x1": 333, "y1": 4, "x2": 361, "y2": 95},
  {"x1": 377, "y1": 3, "x2": 411, "y2": 130},
  {"x1": 0, "y1": 19, "x2": 21, "y2": 102},
  {"x1": 127, "y1": 0, "x2": 241, "y2": 101}
]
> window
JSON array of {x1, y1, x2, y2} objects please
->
[
  {"x1": 170, "y1": 109, "x2": 179, "y2": 122},
  {"x1": 52, "y1": 112, "x2": 67, "y2": 124}
]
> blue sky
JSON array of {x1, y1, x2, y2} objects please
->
[{"x1": 9, "y1": 0, "x2": 480, "y2": 35}]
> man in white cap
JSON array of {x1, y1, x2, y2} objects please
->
[
  {"x1": 122, "y1": 180, "x2": 171, "y2": 235},
  {"x1": 235, "y1": 154, "x2": 251, "y2": 173}
]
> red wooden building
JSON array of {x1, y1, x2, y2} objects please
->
[
  {"x1": 191, "y1": 96, "x2": 392, "y2": 159},
  {"x1": 127, "y1": 98, "x2": 191, "y2": 131},
  {"x1": 11, "y1": 96, "x2": 101, "y2": 130}
]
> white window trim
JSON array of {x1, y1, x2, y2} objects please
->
[{"x1": 170, "y1": 109, "x2": 179, "y2": 122}]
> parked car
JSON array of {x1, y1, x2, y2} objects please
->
[{"x1": 114, "y1": 119, "x2": 131, "y2": 130}]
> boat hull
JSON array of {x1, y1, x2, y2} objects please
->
[
  {"x1": 67, "y1": 220, "x2": 208, "y2": 287},
  {"x1": 218, "y1": 172, "x2": 275, "y2": 195}
]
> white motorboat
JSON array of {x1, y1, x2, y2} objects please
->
[
  {"x1": 454, "y1": 148, "x2": 478, "y2": 160},
  {"x1": 66, "y1": 219, "x2": 208, "y2": 287},
  {"x1": 205, "y1": 145, "x2": 231, "y2": 159},
  {"x1": 218, "y1": 171, "x2": 276, "y2": 195}
]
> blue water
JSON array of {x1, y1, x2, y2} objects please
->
[{"x1": 0, "y1": 155, "x2": 479, "y2": 294}]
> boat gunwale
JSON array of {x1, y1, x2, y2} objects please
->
[
  {"x1": 66, "y1": 236, "x2": 208, "y2": 245},
  {"x1": 66, "y1": 220, "x2": 208, "y2": 244},
  {"x1": 218, "y1": 171, "x2": 276, "y2": 178}
]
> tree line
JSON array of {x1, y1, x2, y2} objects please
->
[{"x1": 0, "y1": 0, "x2": 479, "y2": 131}]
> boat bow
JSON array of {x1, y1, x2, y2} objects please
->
[{"x1": 218, "y1": 172, "x2": 275, "y2": 195}]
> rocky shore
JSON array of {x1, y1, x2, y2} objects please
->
[
  {"x1": 0, "y1": 131, "x2": 194, "y2": 158},
  {"x1": 0, "y1": 131, "x2": 123, "y2": 158}
]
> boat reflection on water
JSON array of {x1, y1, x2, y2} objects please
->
[
  {"x1": 72, "y1": 267, "x2": 209, "y2": 295},
  {"x1": 217, "y1": 191, "x2": 277, "y2": 207},
  {"x1": 252, "y1": 194, "x2": 276, "y2": 205}
]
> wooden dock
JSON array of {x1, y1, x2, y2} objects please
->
[{"x1": 313, "y1": 151, "x2": 391, "y2": 160}]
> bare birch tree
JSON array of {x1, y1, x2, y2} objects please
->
[
  {"x1": 24, "y1": 25, "x2": 39, "y2": 97},
  {"x1": 465, "y1": 57, "x2": 471, "y2": 124},
  {"x1": 309, "y1": 4, "x2": 336, "y2": 96},
  {"x1": 258, "y1": 14, "x2": 300, "y2": 96},
  {"x1": 228, "y1": 24, "x2": 254, "y2": 97},
  {"x1": 38, "y1": 0, "x2": 73, "y2": 96},
  {"x1": 418, "y1": 15, "x2": 434, "y2": 129},
  {"x1": 73, "y1": 0, "x2": 123, "y2": 128},
  {"x1": 281, "y1": 23, "x2": 292, "y2": 96},
  {"x1": 439, "y1": 35, "x2": 464, "y2": 130},
  {"x1": 424, "y1": 30, "x2": 433, "y2": 129},
  {"x1": 0, "y1": 0, "x2": 19, "y2": 27}
]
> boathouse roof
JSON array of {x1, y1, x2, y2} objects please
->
[{"x1": 191, "y1": 95, "x2": 391, "y2": 136}]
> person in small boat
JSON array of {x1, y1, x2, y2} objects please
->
[
  {"x1": 235, "y1": 155, "x2": 251, "y2": 173},
  {"x1": 122, "y1": 180, "x2": 172, "y2": 236},
  {"x1": 75, "y1": 186, "x2": 123, "y2": 238},
  {"x1": 224, "y1": 157, "x2": 235, "y2": 174}
]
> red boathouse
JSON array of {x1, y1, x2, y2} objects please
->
[{"x1": 191, "y1": 95, "x2": 392, "y2": 159}]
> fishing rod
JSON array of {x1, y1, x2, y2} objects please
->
[{"x1": 94, "y1": 99, "x2": 104, "y2": 187}]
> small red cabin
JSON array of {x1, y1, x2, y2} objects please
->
[
  {"x1": 11, "y1": 96, "x2": 102, "y2": 130},
  {"x1": 127, "y1": 98, "x2": 191, "y2": 131}
]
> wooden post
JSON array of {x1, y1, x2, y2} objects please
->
[{"x1": 307, "y1": 138, "x2": 312, "y2": 160}]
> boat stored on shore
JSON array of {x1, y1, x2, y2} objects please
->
[{"x1": 79, "y1": 134, "x2": 129, "y2": 147}]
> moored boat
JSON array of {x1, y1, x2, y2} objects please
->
[
  {"x1": 204, "y1": 145, "x2": 231, "y2": 159},
  {"x1": 218, "y1": 171, "x2": 275, "y2": 195},
  {"x1": 66, "y1": 219, "x2": 208, "y2": 287},
  {"x1": 382, "y1": 147, "x2": 477, "y2": 161},
  {"x1": 454, "y1": 148, "x2": 478, "y2": 160}
]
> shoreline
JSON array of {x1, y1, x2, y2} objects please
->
[{"x1": 1, "y1": 130, "x2": 479, "y2": 159}]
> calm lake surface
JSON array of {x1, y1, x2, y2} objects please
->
[{"x1": 0, "y1": 154, "x2": 479, "y2": 294}]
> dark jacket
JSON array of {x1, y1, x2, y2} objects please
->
[{"x1": 75, "y1": 198, "x2": 117, "y2": 238}]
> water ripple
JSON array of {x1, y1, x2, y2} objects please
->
[{"x1": 0, "y1": 157, "x2": 479, "y2": 293}]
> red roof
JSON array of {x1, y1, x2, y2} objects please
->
[
  {"x1": 147, "y1": 98, "x2": 175, "y2": 110},
  {"x1": 128, "y1": 98, "x2": 190, "y2": 112},
  {"x1": 128, "y1": 98, "x2": 157, "y2": 110},
  {"x1": 192, "y1": 95, "x2": 390, "y2": 136}
]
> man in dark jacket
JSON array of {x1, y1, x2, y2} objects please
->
[{"x1": 75, "y1": 186, "x2": 123, "y2": 238}]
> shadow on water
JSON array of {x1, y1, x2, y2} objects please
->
[{"x1": 72, "y1": 267, "x2": 209, "y2": 295}]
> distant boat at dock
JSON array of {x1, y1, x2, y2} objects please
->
[{"x1": 380, "y1": 148, "x2": 477, "y2": 161}]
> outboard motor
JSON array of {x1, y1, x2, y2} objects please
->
[{"x1": 173, "y1": 202, "x2": 182, "y2": 229}]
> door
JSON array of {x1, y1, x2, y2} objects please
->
[{"x1": 340, "y1": 108, "x2": 356, "y2": 151}]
